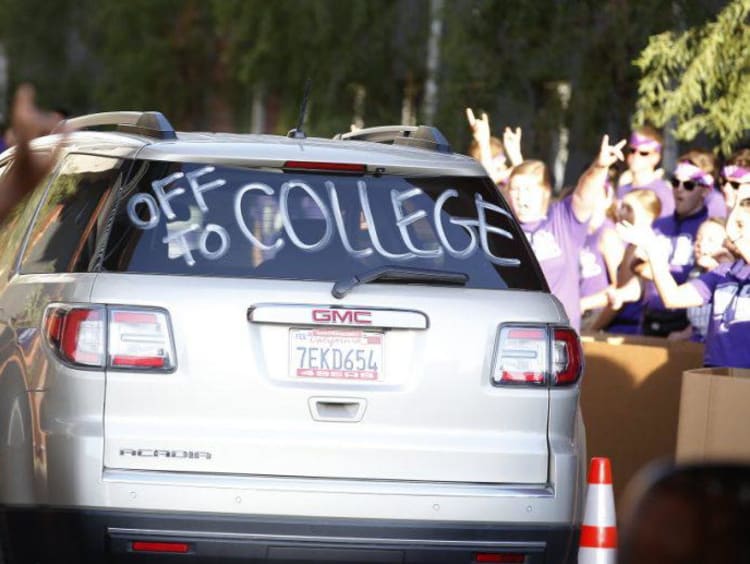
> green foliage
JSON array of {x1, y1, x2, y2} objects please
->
[
  {"x1": 634, "y1": 0, "x2": 750, "y2": 155},
  {"x1": 212, "y1": 0, "x2": 428, "y2": 135},
  {"x1": 0, "y1": 0, "x2": 738, "y2": 180}
]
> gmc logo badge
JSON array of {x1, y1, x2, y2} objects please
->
[{"x1": 312, "y1": 309, "x2": 372, "y2": 325}]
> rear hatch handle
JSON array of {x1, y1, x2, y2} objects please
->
[
  {"x1": 309, "y1": 397, "x2": 366, "y2": 422},
  {"x1": 332, "y1": 266, "x2": 468, "y2": 299}
]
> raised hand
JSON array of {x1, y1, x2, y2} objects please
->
[
  {"x1": 465, "y1": 107, "x2": 491, "y2": 145},
  {"x1": 616, "y1": 220, "x2": 657, "y2": 250},
  {"x1": 0, "y1": 84, "x2": 67, "y2": 223},
  {"x1": 596, "y1": 134, "x2": 626, "y2": 169},
  {"x1": 503, "y1": 126, "x2": 523, "y2": 166}
]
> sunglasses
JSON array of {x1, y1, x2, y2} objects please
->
[
  {"x1": 670, "y1": 177, "x2": 700, "y2": 191},
  {"x1": 720, "y1": 177, "x2": 742, "y2": 190}
]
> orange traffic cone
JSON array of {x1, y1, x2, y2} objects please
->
[{"x1": 578, "y1": 457, "x2": 617, "y2": 564}]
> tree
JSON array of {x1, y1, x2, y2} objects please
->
[{"x1": 634, "y1": 0, "x2": 750, "y2": 155}]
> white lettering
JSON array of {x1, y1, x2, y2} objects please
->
[
  {"x1": 434, "y1": 189, "x2": 478, "y2": 259},
  {"x1": 391, "y1": 188, "x2": 442, "y2": 258},
  {"x1": 474, "y1": 194, "x2": 521, "y2": 266},
  {"x1": 163, "y1": 224, "x2": 200, "y2": 266},
  {"x1": 280, "y1": 181, "x2": 334, "y2": 251},
  {"x1": 186, "y1": 166, "x2": 226, "y2": 212},
  {"x1": 326, "y1": 181, "x2": 373, "y2": 258},
  {"x1": 128, "y1": 172, "x2": 523, "y2": 269},
  {"x1": 151, "y1": 172, "x2": 186, "y2": 220},
  {"x1": 127, "y1": 193, "x2": 160, "y2": 229},
  {"x1": 234, "y1": 183, "x2": 284, "y2": 252},
  {"x1": 714, "y1": 283, "x2": 738, "y2": 316},
  {"x1": 199, "y1": 224, "x2": 230, "y2": 260},
  {"x1": 358, "y1": 180, "x2": 415, "y2": 261}
]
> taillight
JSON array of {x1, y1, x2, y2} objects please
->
[
  {"x1": 43, "y1": 304, "x2": 175, "y2": 371},
  {"x1": 552, "y1": 327, "x2": 583, "y2": 385},
  {"x1": 108, "y1": 308, "x2": 175, "y2": 370},
  {"x1": 492, "y1": 325, "x2": 582, "y2": 387},
  {"x1": 493, "y1": 326, "x2": 547, "y2": 385},
  {"x1": 43, "y1": 305, "x2": 105, "y2": 367}
]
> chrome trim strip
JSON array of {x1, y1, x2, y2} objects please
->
[
  {"x1": 102, "y1": 469, "x2": 553, "y2": 498},
  {"x1": 248, "y1": 303, "x2": 429, "y2": 329},
  {"x1": 107, "y1": 527, "x2": 546, "y2": 549}
]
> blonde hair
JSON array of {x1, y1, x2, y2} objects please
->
[
  {"x1": 625, "y1": 188, "x2": 661, "y2": 220},
  {"x1": 468, "y1": 136, "x2": 504, "y2": 161},
  {"x1": 509, "y1": 159, "x2": 552, "y2": 191},
  {"x1": 679, "y1": 149, "x2": 717, "y2": 176}
]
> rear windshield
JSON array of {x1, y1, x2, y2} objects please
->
[{"x1": 101, "y1": 160, "x2": 544, "y2": 291}]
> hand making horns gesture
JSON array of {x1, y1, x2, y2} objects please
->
[
  {"x1": 596, "y1": 134, "x2": 626, "y2": 169},
  {"x1": 465, "y1": 107, "x2": 491, "y2": 145}
]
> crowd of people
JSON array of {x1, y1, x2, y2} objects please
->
[{"x1": 466, "y1": 108, "x2": 750, "y2": 369}]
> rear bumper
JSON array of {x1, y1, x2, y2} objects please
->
[{"x1": 1, "y1": 506, "x2": 578, "y2": 564}]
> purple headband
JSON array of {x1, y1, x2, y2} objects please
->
[
  {"x1": 674, "y1": 161, "x2": 714, "y2": 187},
  {"x1": 628, "y1": 133, "x2": 661, "y2": 152},
  {"x1": 722, "y1": 165, "x2": 750, "y2": 184}
]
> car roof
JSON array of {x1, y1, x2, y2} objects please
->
[
  {"x1": 19, "y1": 122, "x2": 487, "y2": 178},
  {"x1": 136, "y1": 132, "x2": 485, "y2": 177}
]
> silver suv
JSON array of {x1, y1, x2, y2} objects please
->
[{"x1": 0, "y1": 113, "x2": 585, "y2": 563}]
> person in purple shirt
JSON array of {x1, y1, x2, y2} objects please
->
[
  {"x1": 679, "y1": 148, "x2": 726, "y2": 218},
  {"x1": 506, "y1": 135, "x2": 625, "y2": 331},
  {"x1": 579, "y1": 180, "x2": 625, "y2": 327},
  {"x1": 616, "y1": 126, "x2": 675, "y2": 219},
  {"x1": 613, "y1": 159, "x2": 715, "y2": 336},
  {"x1": 617, "y1": 180, "x2": 750, "y2": 368},
  {"x1": 721, "y1": 148, "x2": 750, "y2": 210},
  {"x1": 598, "y1": 189, "x2": 662, "y2": 334}
]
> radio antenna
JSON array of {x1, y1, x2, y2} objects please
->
[{"x1": 288, "y1": 78, "x2": 312, "y2": 139}]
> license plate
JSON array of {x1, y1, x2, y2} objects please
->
[{"x1": 289, "y1": 328, "x2": 384, "y2": 381}]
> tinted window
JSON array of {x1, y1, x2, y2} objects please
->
[
  {"x1": 102, "y1": 161, "x2": 544, "y2": 290},
  {"x1": 20, "y1": 154, "x2": 125, "y2": 274}
]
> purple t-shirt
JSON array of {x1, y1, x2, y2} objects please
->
[
  {"x1": 522, "y1": 196, "x2": 588, "y2": 331},
  {"x1": 617, "y1": 177, "x2": 675, "y2": 219},
  {"x1": 705, "y1": 188, "x2": 727, "y2": 219},
  {"x1": 579, "y1": 219, "x2": 613, "y2": 299},
  {"x1": 644, "y1": 207, "x2": 709, "y2": 313},
  {"x1": 691, "y1": 260, "x2": 750, "y2": 368}
]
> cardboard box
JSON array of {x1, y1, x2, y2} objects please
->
[
  {"x1": 676, "y1": 367, "x2": 750, "y2": 463},
  {"x1": 580, "y1": 333, "x2": 705, "y2": 502}
]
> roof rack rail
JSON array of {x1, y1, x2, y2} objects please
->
[
  {"x1": 334, "y1": 125, "x2": 452, "y2": 153},
  {"x1": 53, "y1": 111, "x2": 177, "y2": 140}
]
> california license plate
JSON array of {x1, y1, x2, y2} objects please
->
[{"x1": 289, "y1": 328, "x2": 383, "y2": 381}]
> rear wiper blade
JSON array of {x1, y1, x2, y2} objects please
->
[{"x1": 332, "y1": 266, "x2": 468, "y2": 299}]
